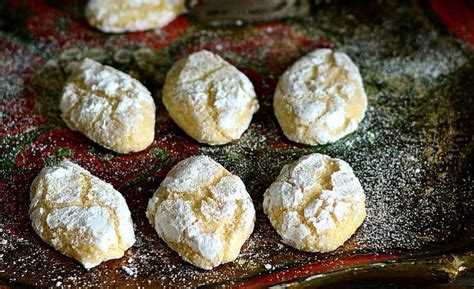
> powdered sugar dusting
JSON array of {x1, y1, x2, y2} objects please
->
[
  {"x1": 29, "y1": 160, "x2": 135, "y2": 269},
  {"x1": 274, "y1": 48, "x2": 367, "y2": 145},
  {"x1": 1, "y1": 0, "x2": 473, "y2": 286},
  {"x1": 263, "y1": 153, "x2": 366, "y2": 252},
  {"x1": 163, "y1": 50, "x2": 259, "y2": 145},
  {"x1": 60, "y1": 58, "x2": 156, "y2": 154},
  {"x1": 85, "y1": 0, "x2": 186, "y2": 33},
  {"x1": 146, "y1": 155, "x2": 256, "y2": 270}
]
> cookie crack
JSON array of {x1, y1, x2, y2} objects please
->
[
  {"x1": 205, "y1": 80, "x2": 232, "y2": 140},
  {"x1": 181, "y1": 64, "x2": 226, "y2": 84}
]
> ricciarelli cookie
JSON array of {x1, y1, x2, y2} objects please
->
[
  {"x1": 274, "y1": 49, "x2": 367, "y2": 145},
  {"x1": 163, "y1": 50, "x2": 259, "y2": 145},
  {"x1": 263, "y1": 153, "x2": 366, "y2": 252},
  {"x1": 147, "y1": 155, "x2": 256, "y2": 269},
  {"x1": 85, "y1": 0, "x2": 186, "y2": 33},
  {"x1": 60, "y1": 58, "x2": 156, "y2": 154},
  {"x1": 29, "y1": 160, "x2": 135, "y2": 269}
]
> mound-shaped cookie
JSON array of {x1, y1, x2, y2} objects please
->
[
  {"x1": 263, "y1": 153, "x2": 366, "y2": 252},
  {"x1": 163, "y1": 50, "x2": 259, "y2": 145},
  {"x1": 60, "y1": 58, "x2": 156, "y2": 154},
  {"x1": 147, "y1": 155, "x2": 255, "y2": 269},
  {"x1": 29, "y1": 160, "x2": 135, "y2": 269},
  {"x1": 85, "y1": 0, "x2": 186, "y2": 33},
  {"x1": 274, "y1": 48, "x2": 367, "y2": 145}
]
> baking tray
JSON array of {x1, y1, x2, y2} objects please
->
[{"x1": 1, "y1": 0, "x2": 473, "y2": 287}]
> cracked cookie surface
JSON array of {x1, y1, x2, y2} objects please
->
[
  {"x1": 163, "y1": 50, "x2": 259, "y2": 145},
  {"x1": 146, "y1": 155, "x2": 256, "y2": 270},
  {"x1": 274, "y1": 49, "x2": 367, "y2": 145},
  {"x1": 60, "y1": 58, "x2": 156, "y2": 154},
  {"x1": 86, "y1": 0, "x2": 186, "y2": 33},
  {"x1": 263, "y1": 153, "x2": 366, "y2": 252},
  {"x1": 29, "y1": 160, "x2": 135, "y2": 269}
]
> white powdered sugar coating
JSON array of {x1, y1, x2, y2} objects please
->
[
  {"x1": 263, "y1": 153, "x2": 366, "y2": 252},
  {"x1": 274, "y1": 48, "x2": 367, "y2": 145},
  {"x1": 146, "y1": 155, "x2": 256, "y2": 270},
  {"x1": 163, "y1": 50, "x2": 259, "y2": 145},
  {"x1": 85, "y1": 0, "x2": 186, "y2": 33},
  {"x1": 60, "y1": 58, "x2": 156, "y2": 154},
  {"x1": 29, "y1": 160, "x2": 135, "y2": 269}
]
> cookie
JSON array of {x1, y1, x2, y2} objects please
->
[
  {"x1": 146, "y1": 155, "x2": 255, "y2": 270},
  {"x1": 263, "y1": 153, "x2": 366, "y2": 252},
  {"x1": 29, "y1": 160, "x2": 135, "y2": 269},
  {"x1": 274, "y1": 49, "x2": 367, "y2": 145},
  {"x1": 60, "y1": 58, "x2": 156, "y2": 154},
  {"x1": 85, "y1": 0, "x2": 186, "y2": 33},
  {"x1": 162, "y1": 50, "x2": 259, "y2": 145}
]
